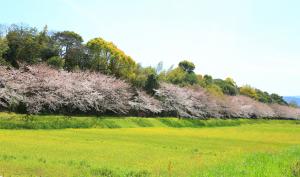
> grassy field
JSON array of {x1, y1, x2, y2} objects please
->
[{"x1": 0, "y1": 113, "x2": 300, "y2": 177}]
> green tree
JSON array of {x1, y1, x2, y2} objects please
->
[
  {"x1": 130, "y1": 65, "x2": 156, "y2": 88},
  {"x1": 0, "y1": 37, "x2": 8, "y2": 65},
  {"x1": 37, "y1": 25, "x2": 59, "y2": 60},
  {"x1": 203, "y1": 75, "x2": 213, "y2": 86},
  {"x1": 165, "y1": 60, "x2": 200, "y2": 86},
  {"x1": 184, "y1": 73, "x2": 199, "y2": 85},
  {"x1": 53, "y1": 31, "x2": 84, "y2": 70},
  {"x1": 270, "y1": 93, "x2": 287, "y2": 105},
  {"x1": 225, "y1": 77, "x2": 237, "y2": 87},
  {"x1": 86, "y1": 37, "x2": 136, "y2": 79},
  {"x1": 53, "y1": 31, "x2": 83, "y2": 57},
  {"x1": 166, "y1": 67, "x2": 186, "y2": 85},
  {"x1": 255, "y1": 89, "x2": 272, "y2": 103},
  {"x1": 214, "y1": 79, "x2": 239, "y2": 96},
  {"x1": 145, "y1": 74, "x2": 160, "y2": 95},
  {"x1": 6, "y1": 25, "x2": 41, "y2": 67},
  {"x1": 86, "y1": 38, "x2": 108, "y2": 73},
  {"x1": 178, "y1": 60, "x2": 195, "y2": 73}
]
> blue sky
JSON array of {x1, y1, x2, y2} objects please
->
[{"x1": 1, "y1": 0, "x2": 300, "y2": 96}]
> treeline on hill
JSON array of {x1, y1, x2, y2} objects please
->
[{"x1": 0, "y1": 24, "x2": 289, "y2": 106}]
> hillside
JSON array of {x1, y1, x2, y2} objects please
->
[{"x1": 0, "y1": 65, "x2": 299, "y2": 119}]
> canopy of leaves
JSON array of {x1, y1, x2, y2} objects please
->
[
  {"x1": 214, "y1": 79, "x2": 239, "y2": 96},
  {"x1": 52, "y1": 31, "x2": 83, "y2": 57},
  {"x1": 5, "y1": 25, "x2": 41, "y2": 66},
  {"x1": 52, "y1": 31, "x2": 86, "y2": 71},
  {"x1": 178, "y1": 60, "x2": 195, "y2": 73},
  {"x1": 164, "y1": 60, "x2": 199, "y2": 86},
  {"x1": 86, "y1": 37, "x2": 136, "y2": 79}
]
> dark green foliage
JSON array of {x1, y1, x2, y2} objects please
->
[
  {"x1": 40, "y1": 47, "x2": 59, "y2": 61},
  {"x1": 203, "y1": 75, "x2": 213, "y2": 86},
  {"x1": 240, "y1": 87, "x2": 287, "y2": 105},
  {"x1": 52, "y1": 31, "x2": 83, "y2": 57},
  {"x1": 178, "y1": 60, "x2": 195, "y2": 73},
  {"x1": 37, "y1": 25, "x2": 59, "y2": 60},
  {"x1": 47, "y1": 56, "x2": 65, "y2": 69},
  {"x1": 144, "y1": 74, "x2": 160, "y2": 95},
  {"x1": 270, "y1": 93, "x2": 288, "y2": 105},
  {"x1": 256, "y1": 89, "x2": 272, "y2": 103},
  {"x1": 5, "y1": 25, "x2": 41, "y2": 66},
  {"x1": 52, "y1": 31, "x2": 85, "y2": 71},
  {"x1": 64, "y1": 46, "x2": 88, "y2": 70},
  {"x1": 184, "y1": 73, "x2": 199, "y2": 85},
  {"x1": 3, "y1": 24, "x2": 59, "y2": 67}
]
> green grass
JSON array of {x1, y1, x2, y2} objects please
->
[
  {"x1": 0, "y1": 112, "x2": 300, "y2": 176},
  {"x1": 0, "y1": 112, "x2": 298, "y2": 130}
]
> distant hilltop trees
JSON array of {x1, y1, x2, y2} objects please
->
[{"x1": 0, "y1": 24, "x2": 288, "y2": 106}]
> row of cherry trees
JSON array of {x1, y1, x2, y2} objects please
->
[
  {"x1": 0, "y1": 24, "x2": 290, "y2": 106},
  {"x1": 0, "y1": 65, "x2": 298, "y2": 117}
]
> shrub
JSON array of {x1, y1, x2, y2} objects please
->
[{"x1": 47, "y1": 56, "x2": 65, "y2": 69}]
